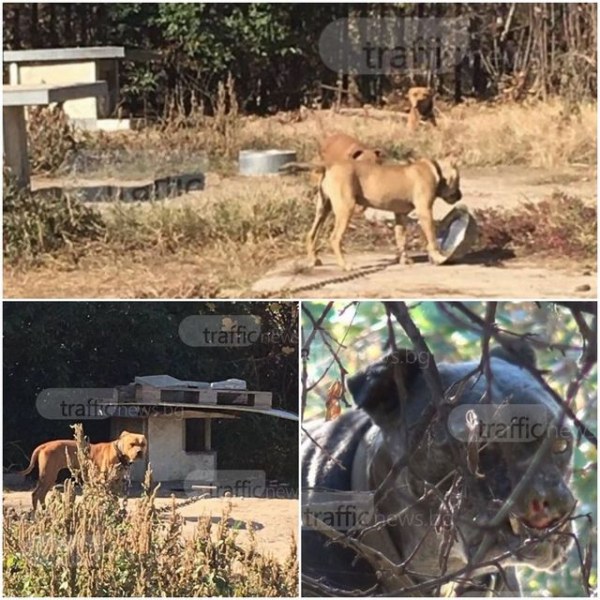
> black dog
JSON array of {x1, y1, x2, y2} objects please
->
[{"x1": 302, "y1": 345, "x2": 575, "y2": 596}]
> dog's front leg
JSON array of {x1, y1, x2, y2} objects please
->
[
  {"x1": 407, "y1": 108, "x2": 419, "y2": 131},
  {"x1": 393, "y1": 213, "x2": 413, "y2": 265},
  {"x1": 415, "y1": 206, "x2": 446, "y2": 265}
]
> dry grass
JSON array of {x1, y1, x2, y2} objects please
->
[
  {"x1": 41, "y1": 99, "x2": 596, "y2": 182},
  {"x1": 277, "y1": 100, "x2": 597, "y2": 169},
  {"x1": 3, "y1": 425, "x2": 298, "y2": 597},
  {"x1": 10, "y1": 93, "x2": 597, "y2": 296},
  {"x1": 27, "y1": 105, "x2": 80, "y2": 175},
  {"x1": 3, "y1": 169, "x2": 105, "y2": 263}
]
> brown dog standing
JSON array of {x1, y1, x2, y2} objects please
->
[
  {"x1": 307, "y1": 158, "x2": 462, "y2": 270},
  {"x1": 19, "y1": 431, "x2": 147, "y2": 509}
]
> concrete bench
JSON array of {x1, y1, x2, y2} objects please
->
[
  {"x1": 4, "y1": 46, "x2": 158, "y2": 130},
  {"x1": 3, "y1": 81, "x2": 108, "y2": 187}
]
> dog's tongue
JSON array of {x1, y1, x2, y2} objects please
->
[{"x1": 523, "y1": 498, "x2": 562, "y2": 529}]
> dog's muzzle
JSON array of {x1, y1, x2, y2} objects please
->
[{"x1": 446, "y1": 190, "x2": 462, "y2": 204}]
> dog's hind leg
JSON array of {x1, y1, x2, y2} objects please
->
[
  {"x1": 306, "y1": 189, "x2": 332, "y2": 267},
  {"x1": 393, "y1": 213, "x2": 413, "y2": 265},
  {"x1": 32, "y1": 452, "x2": 59, "y2": 510},
  {"x1": 31, "y1": 481, "x2": 51, "y2": 511}
]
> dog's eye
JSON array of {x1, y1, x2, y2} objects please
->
[{"x1": 552, "y1": 438, "x2": 569, "y2": 453}]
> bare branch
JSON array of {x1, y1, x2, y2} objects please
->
[{"x1": 383, "y1": 301, "x2": 445, "y2": 406}]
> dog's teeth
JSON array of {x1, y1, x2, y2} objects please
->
[{"x1": 509, "y1": 515, "x2": 521, "y2": 535}]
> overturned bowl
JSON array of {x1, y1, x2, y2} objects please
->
[
  {"x1": 239, "y1": 149, "x2": 297, "y2": 175},
  {"x1": 436, "y1": 206, "x2": 478, "y2": 264}
]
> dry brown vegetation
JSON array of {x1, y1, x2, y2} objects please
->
[
  {"x1": 76, "y1": 98, "x2": 598, "y2": 174},
  {"x1": 4, "y1": 94, "x2": 597, "y2": 297}
]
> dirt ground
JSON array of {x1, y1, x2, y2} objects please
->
[
  {"x1": 3, "y1": 489, "x2": 298, "y2": 563},
  {"x1": 5, "y1": 164, "x2": 595, "y2": 299}
]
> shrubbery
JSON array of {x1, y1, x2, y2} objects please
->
[
  {"x1": 3, "y1": 169, "x2": 105, "y2": 263},
  {"x1": 3, "y1": 426, "x2": 298, "y2": 597},
  {"x1": 474, "y1": 192, "x2": 597, "y2": 258}
]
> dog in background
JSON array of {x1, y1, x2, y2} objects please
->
[{"x1": 407, "y1": 87, "x2": 437, "y2": 130}]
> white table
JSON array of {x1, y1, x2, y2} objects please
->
[
  {"x1": 3, "y1": 81, "x2": 108, "y2": 187},
  {"x1": 5, "y1": 46, "x2": 159, "y2": 129}
]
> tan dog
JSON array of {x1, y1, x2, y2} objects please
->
[
  {"x1": 307, "y1": 158, "x2": 462, "y2": 270},
  {"x1": 19, "y1": 431, "x2": 147, "y2": 509},
  {"x1": 407, "y1": 87, "x2": 437, "y2": 130},
  {"x1": 319, "y1": 132, "x2": 383, "y2": 166},
  {"x1": 279, "y1": 132, "x2": 383, "y2": 178}
]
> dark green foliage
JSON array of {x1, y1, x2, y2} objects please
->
[{"x1": 3, "y1": 4, "x2": 596, "y2": 114}]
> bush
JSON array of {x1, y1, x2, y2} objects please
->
[
  {"x1": 474, "y1": 192, "x2": 596, "y2": 258},
  {"x1": 27, "y1": 105, "x2": 80, "y2": 175},
  {"x1": 3, "y1": 426, "x2": 298, "y2": 597},
  {"x1": 3, "y1": 169, "x2": 105, "y2": 263}
]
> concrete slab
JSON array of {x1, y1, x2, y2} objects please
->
[
  {"x1": 3, "y1": 81, "x2": 108, "y2": 107},
  {"x1": 4, "y1": 46, "x2": 159, "y2": 63},
  {"x1": 251, "y1": 252, "x2": 596, "y2": 299}
]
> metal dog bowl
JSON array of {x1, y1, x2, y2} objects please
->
[
  {"x1": 436, "y1": 206, "x2": 478, "y2": 263},
  {"x1": 239, "y1": 149, "x2": 297, "y2": 175}
]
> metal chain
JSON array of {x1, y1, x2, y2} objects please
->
[
  {"x1": 281, "y1": 257, "x2": 400, "y2": 295},
  {"x1": 153, "y1": 492, "x2": 211, "y2": 515}
]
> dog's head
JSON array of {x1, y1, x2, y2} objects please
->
[
  {"x1": 408, "y1": 86, "x2": 435, "y2": 115},
  {"x1": 117, "y1": 431, "x2": 147, "y2": 462},
  {"x1": 436, "y1": 157, "x2": 462, "y2": 204},
  {"x1": 347, "y1": 346, "x2": 576, "y2": 582}
]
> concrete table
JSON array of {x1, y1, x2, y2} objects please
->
[
  {"x1": 3, "y1": 81, "x2": 108, "y2": 187},
  {"x1": 4, "y1": 46, "x2": 158, "y2": 130}
]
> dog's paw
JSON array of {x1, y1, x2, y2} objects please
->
[
  {"x1": 428, "y1": 250, "x2": 447, "y2": 265},
  {"x1": 398, "y1": 254, "x2": 413, "y2": 266},
  {"x1": 307, "y1": 256, "x2": 323, "y2": 267}
]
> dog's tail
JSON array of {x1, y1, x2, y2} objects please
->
[
  {"x1": 279, "y1": 161, "x2": 326, "y2": 175},
  {"x1": 18, "y1": 445, "x2": 42, "y2": 476}
]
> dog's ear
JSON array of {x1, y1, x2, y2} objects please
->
[
  {"x1": 347, "y1": 349, "x2": 421, "y2": 428},
  {"x1": 119, "y1": 431, "x2": 131, "y2": 438},
  {"x1": 444, "y1": 153, "x2": 459, "y2": 169}
]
